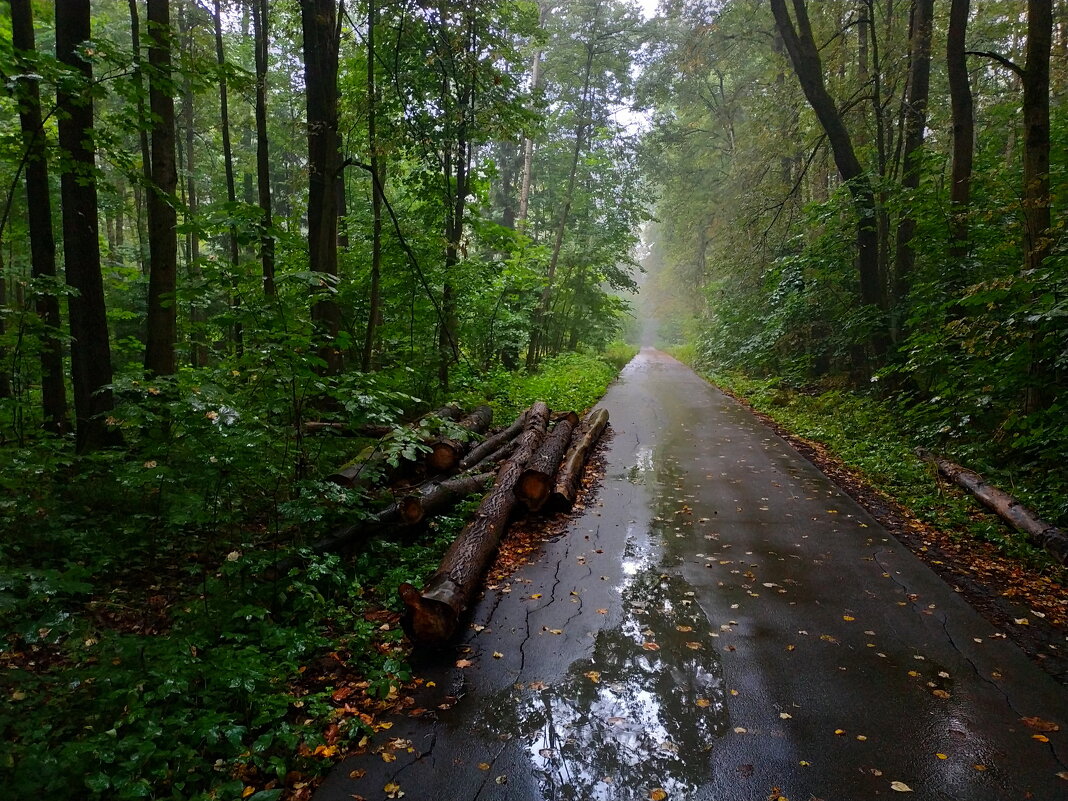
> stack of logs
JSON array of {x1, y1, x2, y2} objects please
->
[{"x1": 296, "y1": 403, "x2": 610, "y2": 645}]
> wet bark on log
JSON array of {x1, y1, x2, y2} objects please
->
[
  {"x1": 915, "y1": 448, "x2": 1068, "y2": 564},
  {"x1": 464, "y1": 436, "x2": 521, "y2": 476},
  {"x1": 516, "y1": 411, "x2": 579, "y2": 512},
  {"x1": 327, "y1": 404, "x2": 463, "y2": 487},
  {"x1": 426, "y1": 405, "x2": 493, "y2": 473},
  {"x1": 399, "y1": 472, "x2": 495, "y2": 526},
  {"x1": 457, "y1": 409, "x2": 528, "y2": 472},
  {"x1": 399, "y1": 401, "x2": 550, "y2": 645},
  {"x1": 548, "y1": 407, "x2": 609, "y2": 513}
]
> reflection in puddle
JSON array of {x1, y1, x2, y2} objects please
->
[
  {"x1": 474, "y1": 572, "x2": 726, "y2": 799},
  {"x1": 623, "y1": 446, "x2": 655, "y2": 484}
]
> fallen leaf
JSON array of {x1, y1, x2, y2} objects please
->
[
  {"x1": 384, "y1": 781, "x2": 405, "y2": 799},
  {"x1": 786, "y1": 644, "x2": 796, "y2": 651},
  {"x1": 1014, "y1": 618, "x2": 1029, "y2": 625},
  {"x1": 685, "y1": 641, "x2": 701, "y2": 650},
  {"x1": 584, "y1": 670, "x2": 601, "y2": 683},
  {"x1": 1021, "y1": 716, "x2": 1060, "y2": 732},
  {"x1": 676, "y1": 625, "x2": 693, "y2": 632},
  {"x1": 649, "y1": 790, "x2": 668, "y2": 801},
  {"x1": 643, "y1": 642, "x2": 660, "y2": 651},
  {"x1": 843, "y1": 615, "x2": 855, "y2": 622},
  {"x1": 242, "y1": 787, "x2": 255, "y2": 798},
  {"x1": 890, "y1": 781, "x2": 912, "y2": 792},
  {"x1": 974, "y1": 765, "x2": 987, "y2": 771},
  {"x1": 799, "y1": 760, "x2": 810, "y2": 766},
  {"x1": 495, "y1": 775, "x2": 507, "y2": 785},
  {"x1": 936, "y1": 754, "x2": 948, "y2": 760},
  {"x1": 780, "y1": 712, "x2": 792, "y2": 719},
  {"x1": 834, "y1": 729, "x2": 846, "y2": 735},
  {"x1": 349, "y1": 769, "x2": 367, "y2": 779},
  {"x1": 932, "y1": 689, "x2": 951, "y2": 699},
  {"x1": 596, "y1": 608, "x2": 608, "y2": 614},
  {"x1": 455, "y1": 659, "x2": 473, "y2": 668},
  {"x1": 478, "y1": 763, "x2": 491, "y2": 771},
  {"x1": 696, "y1": 698, "x2": 711, "y2": 708},
  {"x1": 856, "y1": 735, "x2": 868, "y2": 741},
  {"x1": 492, "y1": 651, "x2": 503, "y2": 659},
  {"x1": 1033, "y1": 734, "x2": 1050, "y2": 743},
  {"x1": 530, "y1": 594, "x2": 542, "y2": 599},
  {"x1": 547, "y1": 628, "x2": 563, "y2": 635}
]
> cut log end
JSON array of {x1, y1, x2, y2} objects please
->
[
  {"x1": 399, "y1": 580, "x2": 460, "y2": 645},
  {"x1": 427, "y1": 441, "x2": 462, "y2": 473},
  {"x1": 516, "y1": 469, "x2": 552, "y2": 512}
]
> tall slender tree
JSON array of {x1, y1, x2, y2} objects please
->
[
  {"x1": 301, "y1": 0, "x2": 344, "y2": 375},
  {"x1": 947, "y1": 0, "x2": 974, "y2": 258},
  {"x1": 770, "y1": 0, "x2": 886, "y2": 352},
  {"x1": 362, "y1": 0, "x2": 383, "y2": 372},
  {"x1": 251, "y1": 0, "x2": 276, "y2": 296},
  {"x1": 214, "y1": 0, "x2": 243, "y2": 352},
  {"x1": 55, "y1": 0, "x2": 120, "y2": 451},
  {"x1": 12, "y1": 0, "x2": 69, "y2": 433},
  {"x1": 144, "y1": 0, "x2": 179, "y2": 376}
]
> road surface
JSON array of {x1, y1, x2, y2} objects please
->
[{"x1": 316, "y1": 348, "x2": 1068, "y2": 801}]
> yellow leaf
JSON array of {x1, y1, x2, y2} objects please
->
[
  {"x1": 584, "y1": 670, "x2": 601, "y2": 683},
  {"x1": 974, "y1": 764, "x2": 987, "y2": 771},
  {"x1": 492, "y1": 652, "x2": 503, "y2": 659},
  {"x1": 478, "y1": 763, "x2": 491, "y2": 771},
  {"x1": 649, "y1": 790, "x2": 668, "y2": 801},
  {"x1": 890, "y1": 781, "x2": 913, "y2": 792},
  {"x1": 932, "y1": 689, "x2": 950, "y2": 699},
  {"x1": 786, "y1": 644, "x2": 796, "y2": 651},
  {"x1": 780, "y1": 712, "x2": 792, "y2": 719},
  {"x1": 1021, "y1": 716, "x2": 1060, "y2": 732},
  {"x1": 242, "y1": 787, "x2": 255, "y2": 798},
  {"x1": 530, "y1": 594, "x2": 542, "y2": 599},
  {"x1": 548, "y1": 628, "x2": 563, "y2": 635},
  {"x1": 730, "y1": 689, "x2": 739, "y2": 696},
  {"x1": 834, "y1": 729, "x2": 846, "y2": 735},
  {"x1": 696, "y1": 698, "x2": 711, "y2": 707},
  {"x1": 676, "y1": 625, "x2": 693, "y2": 632},
  {"x1": 856, "y1": 735, "x2": 867, "y2": 741},
  {"x1": 643, "y1": 642, "x2": 660, "y2": 651},
  {"x1": 842, "y1": 615, "x2": 855, "y2": 622},
  {"x1": 685, "y1": 641, "x2": 701, "y2": 650},
  {"x1": 596, "y1": 608, "x2": 608, "y2": 614},
  {"x1": 799, "y1": 760, "x2": 810, "y2": 766},
  {"x1": 1033, "y1": 734, "x2": 1050, "y2": 743},
  {"x1": 384, "y1": 781, "x2": 405, "y2": 798},
  {"x1": 936, "y1": 753, "x2": 948, "y2": 760},
  {"x1": 381, "y1": 752, "x2": 397, "y2": 762}
]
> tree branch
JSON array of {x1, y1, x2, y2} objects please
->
[{"x1": 965, "y1": 50, "x2": 1024, "y2": 77}]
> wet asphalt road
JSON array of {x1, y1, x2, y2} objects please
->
[{"x1": 316, "y1": 348, "x2": 1068, "y2": 801}]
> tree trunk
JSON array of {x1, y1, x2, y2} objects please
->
[
  {"x1": 426, "y1": 405, "x2": 493, "y2": 473},
  {"x1": 457, "y1": 409, "x2": 528, "y2": 472},
  {"x1": 56, "y1": 0, "x2": 121, "y2": 452},
  {"x1": 1023, "y1": 0, "x2": 1053, "y2": 274},
  {"x1": 144, "y1": 0, "x2": 179, "y2": 377},
  {"x1": 517, "y1": 3, "x2": 549, "y2": 228},
  {"x1": 516, "y1": 411, "x2": 579, "y2": 512},
  {"x1": 12, "y1": 0, "x2": 68, "y2": 433},
  {"x1": 214, "y1": 0, "x2": 243, "y2": 354},
  {"x1": 549, "y1": 407, "x2": 609, "y2": 513},
  {"x1": 251, "y1": 0, "x2": 276, "y2": 296},
  {"x1": 362, "y1": 0, "x2": 382, "y2": 371},
  {"x1": 399, "y1": 472, "x2": 495, "y2": 526},
  {"x1": 947, "y1": 0, "x2": 974, "y2": 259},
  {"x1": 527, "y1": 37, "x2": 594, "y2": 371},
  {"x1": 301, "y1": 0, "x2": 344, "y2": 375},
  {"x1": 128, "y1": 0, "x2": 152, "y2": 277},
  {"x1": 915, "y1": 449, "x2": 1068, "y2": 564},
  {"x1": 399, "y1": 401, "x2": 549, "y2": 645},
  {"x1": 892, "y1": 0, "x2": 934, "y2": 312},
  {"x1": 180, "y1": 6, "x2": 209, "y2": 368},
  {"x1": 770, "y1": 0, "x2": 886, "y2": 352}
]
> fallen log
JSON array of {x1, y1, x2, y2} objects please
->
[
  {"x1": 426, "y1": 405, "x2": 493, "y2": 473},
  {"x1": 515, "y1": 411, "x2": 580, "y2": 512},
  {"x1": 915, "y1": 448, "x2": 1068, "y2": 565},
  {"x1": 464, "y1": 435, "x2": 521, "y2": 475},
  {"x1": 398, "y1": 472, "x2": 495, "y2": 526},
  {"x1": 457, "y1": 409, "x2": 528, "y2": 472},
  {"x1": 548, "y1": 407, "x2": 609, "y2": 513},
  {"x1": 327, "y1": 403, "x2": 463, "y2": 488},
  {"x1": 399, "y1": 401, "x2": 550, "y2": 645}
]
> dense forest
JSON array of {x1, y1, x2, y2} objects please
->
[
  {"x1": 640, "y1": 0, "x2": 1066, "y2": 523},
  {"x1": 0, "y1": 0, "x2": 1064, "y2": 799}
]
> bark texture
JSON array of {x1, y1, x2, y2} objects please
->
[
  {"x1": 516, "y1": 411, "x2": 579, "y2": 512},
  {"x1": 399, "y1": 402, "x2": 550, "y2": 645},
  {"x1": 399, "y1": 472, "x2": 495, "y2": 526},
  {"x1": 426, "y1": 405, "x2": 493, "y2": 473},
  {"x1": 916, "y1": 449, "x2": 1068, "y2": 564},
  {"x1": 549, "y1": 407, "x2": 609, "y2": 513},
  {"x1": 458, "y1": 410, "x2": 528, "y2": 472}
]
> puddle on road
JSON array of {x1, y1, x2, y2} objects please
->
[{"x1": 474, "y1": 571, "x2": 726, "y2": 799}]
